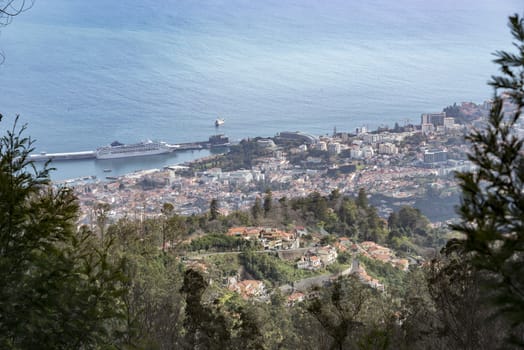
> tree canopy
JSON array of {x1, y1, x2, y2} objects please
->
[
  {"x1": 0, "y1": 116, "x2": 126, "y2": 348},
  {"x1": 450, "y1": 13, "x2": 524, "y2": 344}
]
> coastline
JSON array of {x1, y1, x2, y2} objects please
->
[
  {"x1": 46, "y1": 148, "x2": 213, "y2": 183},
  {"x1": 64, "y1": 97, "x2": 502, "y2": 226}
]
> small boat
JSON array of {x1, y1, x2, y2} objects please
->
[
  {"x1": 103, "y1": 169, "x2": 112, "y2": 173},
  {"x1": 215, "y1": 118, "x2": 225, "y2": 127}
]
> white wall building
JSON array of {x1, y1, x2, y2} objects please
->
[
  {"x1": 328, "y1": 142, "x2": 342, "y2": 155},
  {"x1": 314, "y1": 141, "x2": 327, "y2": 151},
  {"x1": 362, "y1": 146, "x2": 374, "y2": 159},
  {"x1": 443, "y1": 117, "x2": 455, "y2": 129},
  {"x1": 350, "y1": 148, "x2": 363, "y2": 159},
  {"x1": 378, "y1": 142, "x2": 398, "y2": 155}
]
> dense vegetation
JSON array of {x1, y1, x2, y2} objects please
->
[
  {"x1": 239, "y1": 251, "x2": 316, "y2": 285},
  {"x1": 0, "y1": 11, "x2": 523, "y2": 350},
  {"x1": 442, "y1": 102, "x2": 487, "y2": 124},
  {"x1": 185, "y1": 234, "x2": 256, "y2": 252},
  {"x1": 0, "y1": 118, "x2": 126, "y2": 348},
  {"x1": 190, "y1": 138, "x2": 273, "y2": 173}
]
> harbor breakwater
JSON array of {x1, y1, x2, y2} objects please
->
[{"x1": 29, "y1": 135, "x2": 229, "y2": 162}]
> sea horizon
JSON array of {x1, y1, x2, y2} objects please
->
[{"x1": 1, "y1": 0, "x2": 522, "y2": 179}]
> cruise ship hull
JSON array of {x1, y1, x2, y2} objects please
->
[
  {"x1": 96, "y1": 141, "x2": 172, "y2": 159},
  {"x1": 96, "y1": 148, "x2": 170, "y2": 159}
]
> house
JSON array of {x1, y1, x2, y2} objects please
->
[
  {"x1": 226, "y1": 226, "x2": 260, "y2": 240},
  {"x1": 297, "y1": 245, "x2": 338, "y2": 270},
  {"x1": 227, "y1": 226, "x2": 299, "y2": 250},
  {"x1": 335, "y1": 237, "x2": 351, "y2": 252},
  {"x1": 287, "y1": 292, "x2": 305, "y2": 306},
  {"x1": 262, "y1": 239, "x2": 283, "y2": 250},
  {"x1": 350, "y1": 259, "x2": 385, "y2": 291},
  {"x1": 229, "y1": 280, "x2": 266, "y2": 299},
  {"x1": 338, "y1": 237, "x2": 351, "y2": 246},
  {"x1": 297, "y1": 255, "x2": 322, "y2": 270},
  {"x1": 358, "y1": 241, "x2": 410, "y2": 271},
  {"x1": 296, "y1": 259, "x2": 310, "y2": 270},
  {"x1": 295, "y1": 227, "x2": 308, "y2": 237},
  {"x1": 391, "y1": 258, "x2": 410, "y2": 271},
  {"x1": 316, "y1": 245, "x2": 338, "y2": 265}
]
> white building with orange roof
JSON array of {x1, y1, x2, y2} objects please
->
[
  {"x1": 350, "y1": 259, "x2": 385, "y2": 291},
  {"x1": 391, "y1": 258, "x2": 410, "y2": 271},
  {"x1": 229, "y1": 280, "x2": 266, "y2": 300},
  {"x1": 226, "y1": 226, "x2": 260, "y2": 240},
  {"x1": 297, "y1": 255, "x2": 322, "y2": 270},
  {"x1": 287, "y1": 292, "x2": 305, "y2": 306},
  {"x1": 357, "y1": 241, "x2": 411, "y2": 271},
  {"x1": 226, "y1": 226, "x2": 299, "y2": 250},
  {"x1": 316, "y1": 245, "x2": 338, "y2": 265}
]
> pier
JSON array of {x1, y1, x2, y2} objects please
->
[
  {"x1": 174, "y1": 143, "x2": 204, "y2": 151},
  {"x1": 29, "y1": 150, "x2": 96, "y2": 162},
  {"x1": 29, "y1": 135, "x2": 230, "y2": 162}
]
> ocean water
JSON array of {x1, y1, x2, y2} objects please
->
[{"x1": 0, "y1": 0, "x2": 521, "y2": 179}]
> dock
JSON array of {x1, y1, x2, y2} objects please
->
[
  {"x1": 28, "y1": 135, "x2": 230, "y2": 162},
  {"x1": 29, "y1": 150, "x2": 96, "y2": 162},
  {"x1": 174, "y1": 143, "x2": 204, "y2": 151}
]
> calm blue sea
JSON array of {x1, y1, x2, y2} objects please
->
[{"x1": 0, "y1": 0, "x2": 521, "y2": 180}]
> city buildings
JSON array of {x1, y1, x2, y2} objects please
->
[{"x1": 423, "y1": 150, "x2": 448, "y2": 163}]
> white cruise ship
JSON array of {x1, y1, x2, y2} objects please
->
[{"x1": 96, "y1": 140, "x2": 171, "y2": 159}]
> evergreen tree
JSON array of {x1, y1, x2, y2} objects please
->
[
  {"x1": 161, "y1": 202, "x2": 174, "y2": 253},
  {"x1": 450, "y1": 14, "x2": 524, "y2": 343},
  {"x1": 425, "y1": 253, "x2": 509, "y2": 349},
  {"x1": 309, "y1": 191, "x2": 328, "y2": 221},
  {"x1": 356, "y1": 188, "x2": 369, "y2": 208},
  {"x1": 252, "y1": 197, "x2": 262, "y2": 222},
  {"x1": 387, "y1": 211, "x2": 399, "y2": 229},
  {"x1": 233, "y1": 305, "x2": 267, "y2": 350},
  {"x1": 94, "y1": 201, "x2": 111, "y2": 240},
  {"x1": 0, "y1": 116, "x2": 125, "y2": 349},
  {"x1": 306, "y1": 276, "x2": 393, "y2": 350},
  {"x1": 396, "y1": 206, "x2": 430, "y2": 235},
  {"x1": 119, "y1": 250, "x2": 185, "y2": 349},
  {"x1": 209, "y1": 198, "x2": 220, "y2": 221},
  {"x1": 278, "y1": 196, "x2": 290, "y2": 224},
  {"x1": 329, "y1": 188, "x2": 341, "y2": 202},
  {"x1": 263, "y1": 188, "x2": 273, "y2": 217},
  {"x1": 180, "y1": 269, "x2": 231, "y2": 350}
]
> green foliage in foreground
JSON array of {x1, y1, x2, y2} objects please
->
[
  {"x1": 0, "y1": 113, "x2": 520, "y2": 350},
  {"x1": 0, "y1": 117, "x2": 126, "y2": 349},
  {"x1": 449, "y1": 13, "x2": 524, "y2": 344},
  {"x1": 2, "y1": 12, "x2": 524, "y2": 350}
]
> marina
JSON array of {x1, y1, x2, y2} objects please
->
[{"x1": 41, "y1": 147, "x2": 214, "y2": 182}]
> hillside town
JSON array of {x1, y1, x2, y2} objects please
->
[
  {"x1": 3, "y1": 6, "x2": 523, "y2": 348},
  {"x1": 184, "y1": 224, "x2": 413, "y2": 301},
  {"x1": 67, "y1": 99, "x2": 520, "y2": 227},
  {"x1": 55, "y1": 101, "x2": 511, "y2": 304}
]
